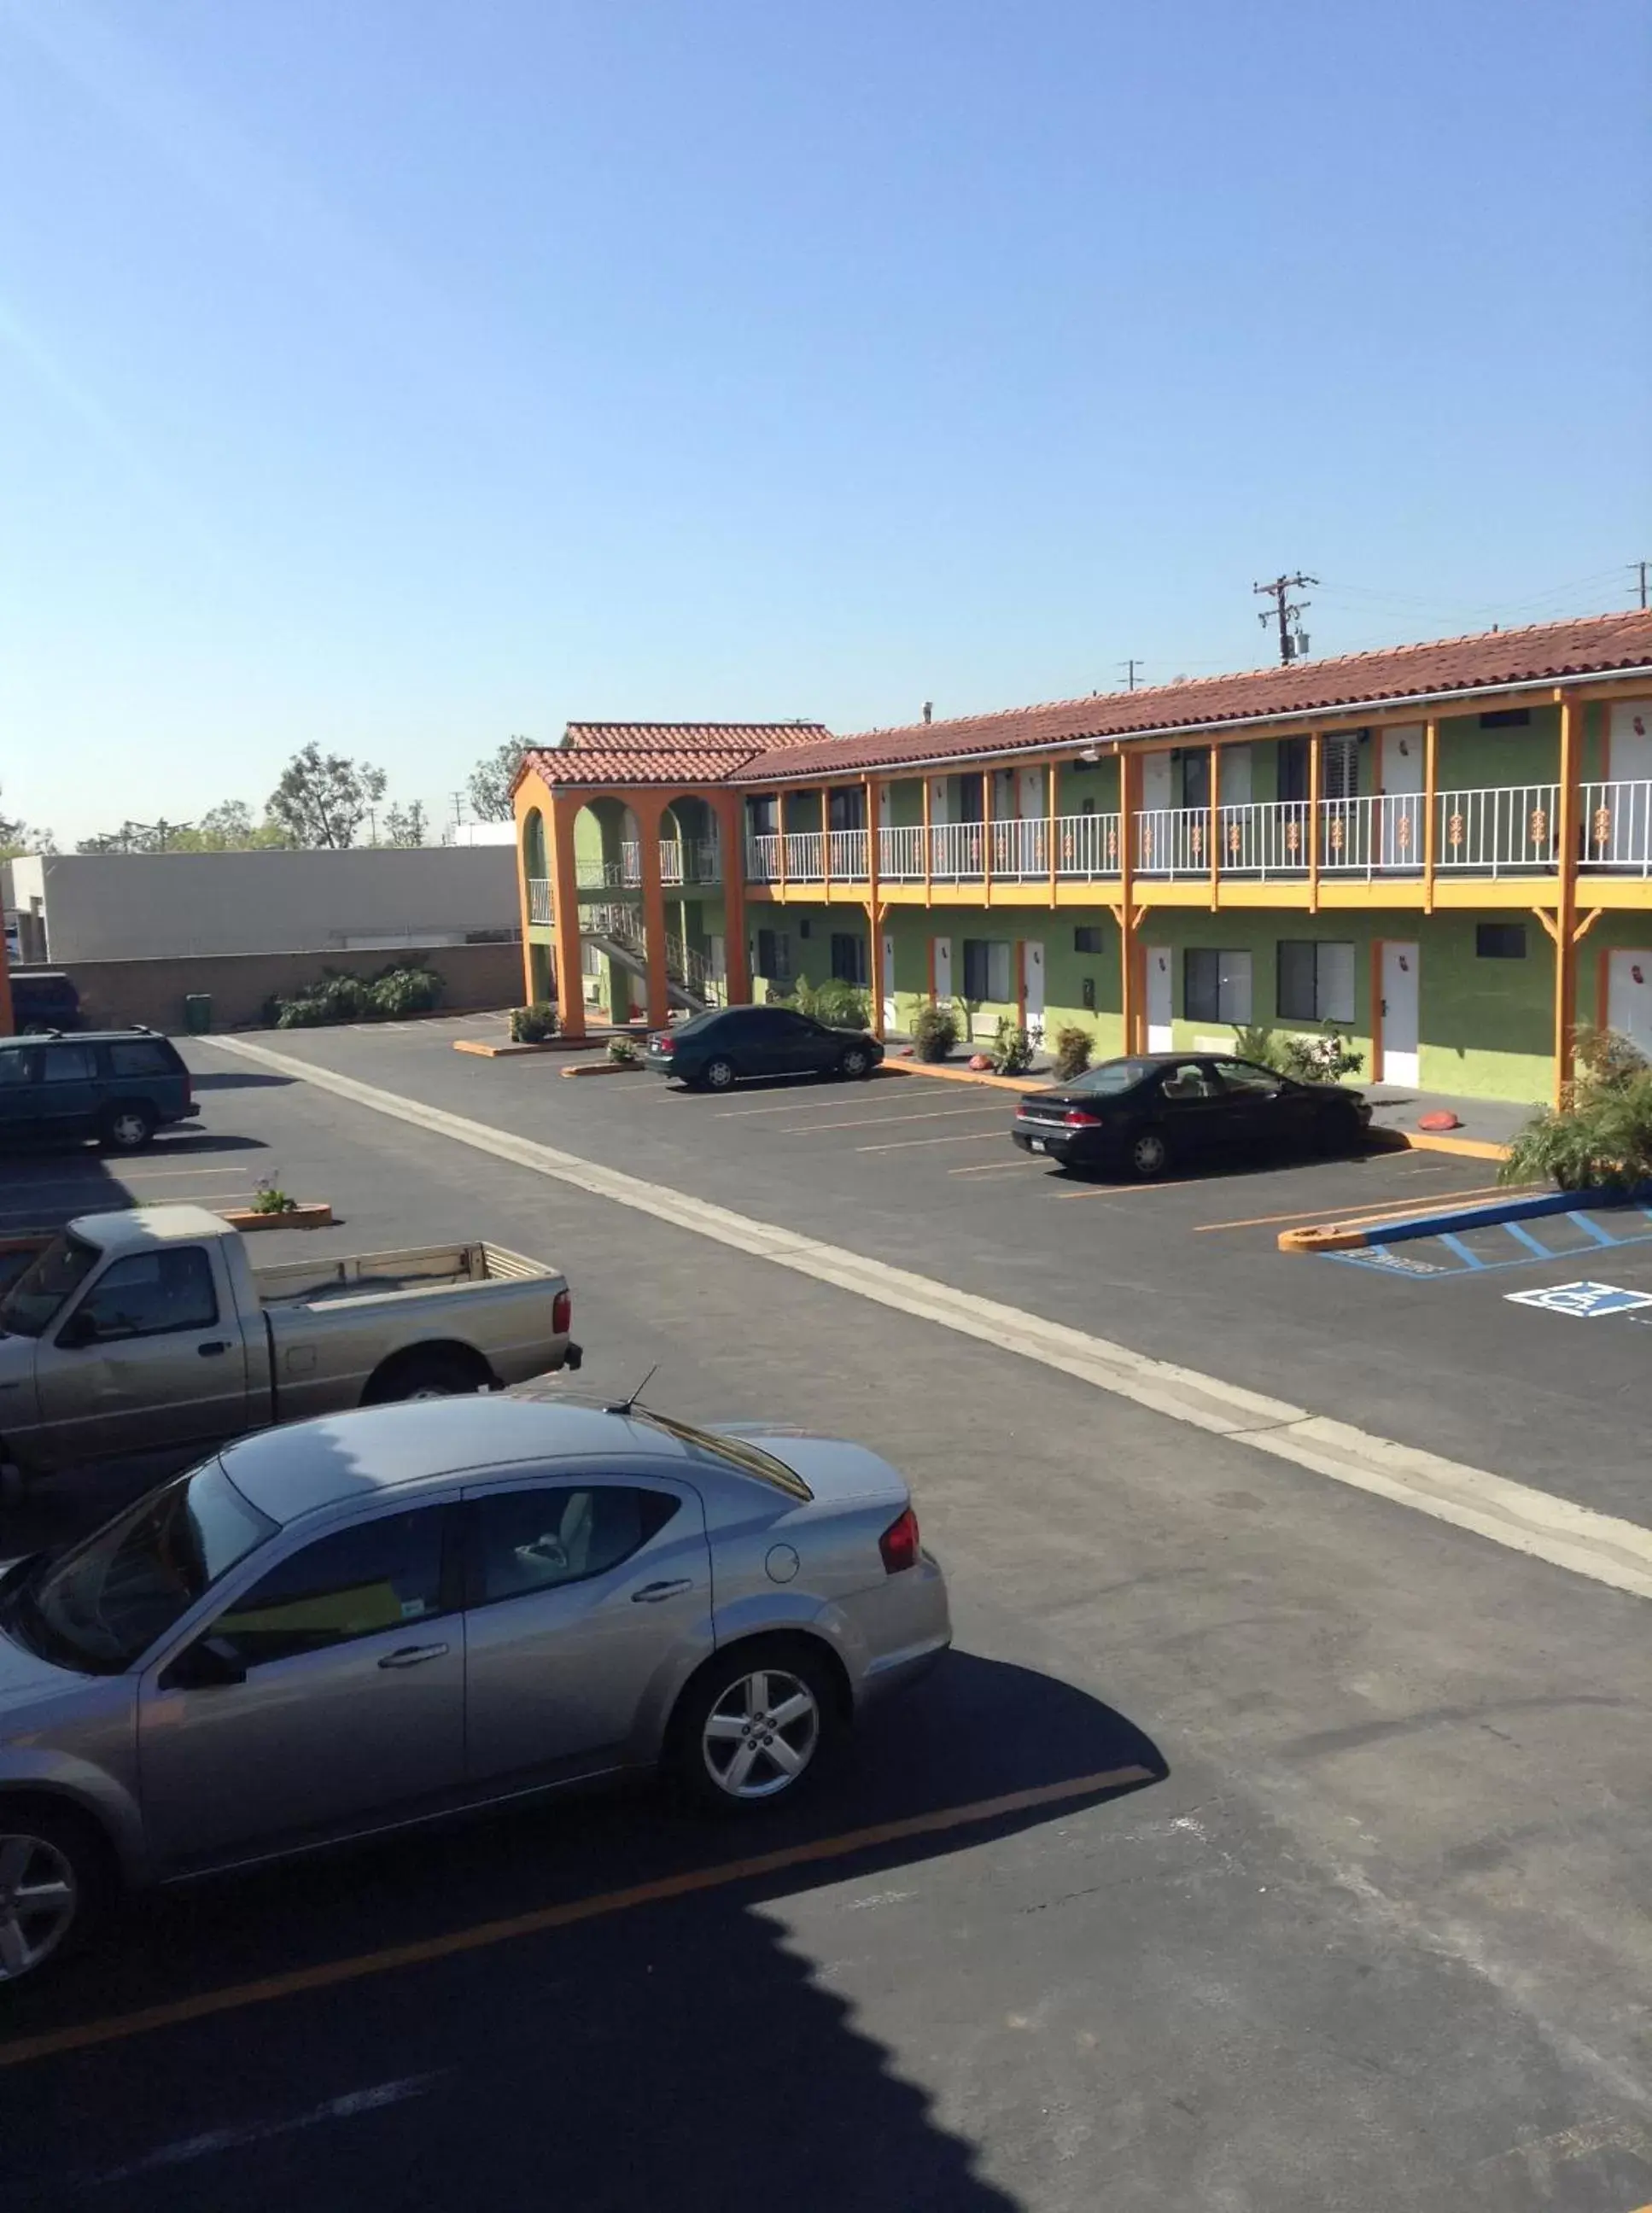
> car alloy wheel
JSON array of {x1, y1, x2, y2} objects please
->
[
  {"x1": 105, "y1": 1109, "x2": 155, "y2": 1150},
  {"x1": 703, "y1": 1058, "x2": 737, "y2": 1092},
  {"x1": 700, "y1": 1665, "x2": 820, "y2": 1801},
  {"x1": 840, "y1": 1048, "x2": 871, "y2": 1079},
  {"x1": 1130, "y1": 1130, "x2": 1170, "y2": 1179},
  {"x1": 0, "y1": 1831, "x2": 79, "y2": 1983}
]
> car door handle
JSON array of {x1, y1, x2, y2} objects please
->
[
  {"x1": 197, "y1": 1340, "x2": 231, "y2": 1358},
  {"x1": 377, "y1": 1642, "x2": 451, "y2": 1668},
  {"x1": 632, "y1": 1579, "x2": 693, "y2": 1603}
]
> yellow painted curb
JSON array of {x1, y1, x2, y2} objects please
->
[
  {"x1": 219, "y1": 1202, "x2": 333, "y2": 1232},
  {"x1": 1392, "y1": 1130, "x2": 1509, "y2": 1160},
  {"x1": 881, "y1": 1058, "x2": 1043, "y2": 1095},
  {"x1": 453, "y1": 1037, "x2": 598, "y2": 1058},
  {"x1": 559, "y1": 1060, "x2": 645, "y2": 1078}
]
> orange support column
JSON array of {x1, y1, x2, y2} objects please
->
[
  {"x1": 1553, "y1": 694, "x2": 1581, "y2": 1105},
  {"x1": 1308, "y1": 733, "x2": 1322, "y2": 913},
  {"x1": 711, "y1": 792, "x2": 750, "y2": 1007},
  {"x1": 637, "y1": 797, "x2": 671, "y2": 1032},
  {"x1": 1117, "y1": 747, "x2": 1138, "y2": 1052},
  {"x1": 865, "y1": 776, "x2": 884, "y2": 1040},
  {"x1": 546, "y1": 792, "x2": 587, "y2": 1042},
  {"x1": 1422, "y1": 716, "x2": 1439, "y2": 914},
  {"x1": 1207, "y1": 744, "x2": 1221, "y2": 910}
]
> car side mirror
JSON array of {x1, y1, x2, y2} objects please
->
[{"x1": 160, "y1": 1636, "x2": 247, "y2": 1691}]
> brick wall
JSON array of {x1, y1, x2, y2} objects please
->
[{"x1": 64, "y1": 943, "x2": 521, "y2": 1033}]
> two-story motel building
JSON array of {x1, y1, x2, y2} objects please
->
[{"x1": 512, "y1": 611, "x2": 1652, "y2": 1106}]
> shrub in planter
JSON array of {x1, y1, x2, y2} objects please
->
[
  {"x1": 989, "y1": 1019, "x2": 1035, "y2": 1077},
  {"x1": 607, "y1": 1035, "x2": 640, "y2": 1066},
  {"x1": 785, "y1": 976, "x2": 872, "y2": 1030},
  {"x1": 370, "y1": 964, "x2": 442, "y2": 1019},
  {"x1": 511, "y1": 1002, "x2": 559, "y2": 1043},
  {"x1": 1503, "y1": 1070, "x2": 1652, "y2": 1193},
  {"x1": 1050, "y1": 1024, "x2": 1093, "y2": 1083},
  {"x1": 910, "y1": 1003, "x2": 960, "y2": 1062}
]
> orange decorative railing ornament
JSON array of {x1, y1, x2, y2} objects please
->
[
  {"x1": 1448, "y1": 811, "x2": 1464, "y2": 852},
  {"x1": 1593, "y1": 805, "x2": 1613, "y2": 855},
  {"x1": 1529, "y1": 807, "x2": 1547, "y2": 851}
]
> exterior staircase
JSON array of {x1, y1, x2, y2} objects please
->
[{"x1": 581, "y1": 903, "x2": 723, "y2": 1014}]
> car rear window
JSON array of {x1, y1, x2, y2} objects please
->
[
  {"x1": 1069, "y1": 1059, "x2": 1153, "y2": 1095},
  {"x1": 628, "y1": 1408, "x2": 814, "y2": 1501},
  {"x1": 106, "y1": 1039, "x2": 182, "y2": 1077}
]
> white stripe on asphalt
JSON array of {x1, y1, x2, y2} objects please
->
[
  {"x1": 203, "y1": 1035, "x2": 1652, "y2": 1606},
  {"x1": 83, "y1": 2074, "x2": 441, "y2": 2184}
]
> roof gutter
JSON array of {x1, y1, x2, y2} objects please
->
[{"x1": 737, "y1": 661, "x2": 1652, "y2": 787}]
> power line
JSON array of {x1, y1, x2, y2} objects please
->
[
  {"x1": 1118, "y1": 658, "x2": 1144, "y2": 692},
  {"x1": 1253, "y1": 572, "x2": 1316, "y2": 664}
]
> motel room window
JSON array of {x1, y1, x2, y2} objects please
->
[
  {"x1": 1276, "y1": 941, "x2": 1356, "y2": 1024},
  {"x1": 1184, "y1": 949, "x2": 1252, "y2": 1025},
  {"x1": 755, "y1": 928, "x2": 792, "y2": 982},
  {"x1": 1475, "y1": 923, "x2": 1527, "y2": 960},
  {"x1": 960, "y1": 939, "x2": 1013, "y2": 1003},
  {"x1": 1073, "y1": 925, "x2": 1105, "y2": 955},
  {"x1": 1479, "y1": 709, "x2": 1532, "y2": 730},
  {"x1": 829, "y1": 932, "x2": 868, "y2": 985}
]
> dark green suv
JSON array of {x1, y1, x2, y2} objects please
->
[{"x1": 0, "y1": 1031, "x2": 196, "y2": 1152}]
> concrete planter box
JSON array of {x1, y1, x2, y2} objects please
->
[{"x1": 219, "y1": 1202, "x2": 334, "y2": 1233}]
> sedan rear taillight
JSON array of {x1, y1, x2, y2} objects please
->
[
  {"x1": 1062, "y1": 1109, "x2": 1104, "y2": 1127},
  {"x1": 879, "y1": 1506, "x2": 920, "y2": 1574},
  {"x1": 651, "y1": 1033, "x2": 674, "y2": 1053},
  {"x1": 552, "y1": 1288, "x2": 572, "y2": 1335}
]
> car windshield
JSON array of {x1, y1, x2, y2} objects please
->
[
  {"x1": 1066, "y1": 1059, "x2": 1153, "y2": 1096},
  {"x1": 2, "y1": 1460, "x2": 276, "y2": 1674},
  {"x1": 0, "y1": 1234, "x2": 102, "y2": 1340}
]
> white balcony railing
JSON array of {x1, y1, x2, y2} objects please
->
[
  {"x1": 658, "y1": 835, "x2": 721, "y2": 885},
  {"x1": 1055, "y1": 811, "x2": 1122, "y2": 877},
  {"x1": 988, "y1": 818, "x2": 1048, "y2": 879},
  {"x1": 527, "y1": 877, "x2": 552, "y2": 923},
  {"x1": 1434, "y1": 784, "x2": 1558, "y2": 874},
  {"x1": 826, "y1": 826, "x2": 868, "y2": 879},
  {"x1": 783, "y1": 831, "x2": 825, "y2": 880},
  {"x1": 1134, "y1": 806, "x2": 1209, "y2": 876},
  {"x1": 928, "y1": 821, "x2": 986, "y2": 879},
  {"x1": 879, "y1": 825, "x2": 925, "y2": 880},
  {"x1": 746, "y1": 833, "x2": 780, "y2": 882},
  {"x1": 1216, "y1": 800, "x2": 1311, "y2": 876},
  {"x1": 1581, "y1": 779, "x2": 1652, "y2": 873}
]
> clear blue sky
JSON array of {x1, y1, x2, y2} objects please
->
[{"x1": 3, "y1": 0, "x2": 1648, "y2": 844}]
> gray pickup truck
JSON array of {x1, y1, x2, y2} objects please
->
[{"x1": 0, "y1": 1206, "x2": 581, "y2": 1480}]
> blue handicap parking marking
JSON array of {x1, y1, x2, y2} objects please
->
[
  {"x1": 1503, "y1": 1280, "x2": 1652, "y2": 1319},
  {"x1": 1320, "y1": 1205, "x2": 1652, "y2": 1283}
]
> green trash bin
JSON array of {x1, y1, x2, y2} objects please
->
[{"x1": 183, "y1": 994, "x2": 213, "y2": 1035}]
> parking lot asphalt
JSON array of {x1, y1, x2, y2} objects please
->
[
  {"x1": 3, "y1": 1036, "x2": 1651, "y2": 2211},
  {"x1": 201, "y1": 1014, "x2": 1652, "y2": 1527}
]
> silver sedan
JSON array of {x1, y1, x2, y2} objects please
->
[{"x1": 0, "y1": 1393, "x2": 950, "y2": 1982}]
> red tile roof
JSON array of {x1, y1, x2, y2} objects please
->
[
  {"x1": 735, "y1": 611, "x2": 1652, "y2": 784},
  {"x1": 522, "y1": 721, "x2": 828, "y2": 789}
]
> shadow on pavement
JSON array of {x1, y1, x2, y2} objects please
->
[
  {"x1": 187, "y1": 1071, "x2": 295, "y2": 1091},
  {"x1": 1, "y1": 1652, "x2": 1162, "y2": 2211}
]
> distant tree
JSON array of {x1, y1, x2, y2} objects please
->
[
  {"x1": 76, "y1": 819, "x2": 195, "y2": 855},
  {"x1": 0, "y1": 788, "x2": 52, "y2": 857},
  {"x1": 176, "y1": 802, "x2": 294, "y2": 851},
  {"x1": 383, "y1": 800, "x2": 427, "y2": 848},
  {"x1": 266, "y1": 744, "x2": 387, "y2": 850},
  {"x1": 467, "y1": 738, "x2": 528, "y2": 823}
]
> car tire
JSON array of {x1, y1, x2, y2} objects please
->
[
  {"x1": 668, "y1": 1638, "x2": 844, "y2": 1816},
  {"x1": 0, "y1": 1800, "x2": 114, "y2": 1986},
  {"x1": 701, "y1": 1057, "x2": 738, "y2": 1093},
  {"x1": 1127, "y1": 1127, "x2": 1171, "y2": 1180},
  {"x1": 1315, "y1": 1106, "x2": 1362, "y2": 1157},
  {"x1": 100, "y1": 1103, "x2": 156, "y2": 1152},
  {"x1": 364, "y1": 1347, "x2": 490, "y2": 1404},
  {"x1": 838, "y1": 1046, "x2": 873, "y2": 1080}
]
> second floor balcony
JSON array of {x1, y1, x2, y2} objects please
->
[{"x1": 740, "y1": 779, "x2": 1652, "y2": 894}]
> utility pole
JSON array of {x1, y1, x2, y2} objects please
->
[
  {"x1": 1118, "y1": 659, "x2": 1143, "y2": 692},
  {"x1": 1635, "y1": 559, "x2": 1649, "y2": 612},
  {"x1": 1253, "y1": 573, "x2": 1317, "y2": 664}
]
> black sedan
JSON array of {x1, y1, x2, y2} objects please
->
[
  {"x1": 647, "y1": 1004, "x2": 884, "y2": 1091},
  {"x1": 1011, "y1": 1053, "x2": 1371, "y2": 1178}
]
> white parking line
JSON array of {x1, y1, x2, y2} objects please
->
[
  {"x1": 856, "y1": 1130, "x2": 1008, "y2": 1153},
  {"x1": 201, "y1": 1034, "x2": 1652, "y2": 1607},
  {"x1": 710, "y1": 1087, "x2": 961, "y2": 1117},
  {"x1": 81, "y1": 2073, "x2": 443, "y2": 2184},
  {"x1": 782, "y1": 1104, "x2": 1007, "y2": 1134}
]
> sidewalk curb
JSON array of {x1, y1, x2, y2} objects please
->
[
  {"x1": 882, "y1": 1058, "x2": 1043, "y2": 1095},
  {"x1": 1280, "y1": 1182, "x2": 1649, "y2": 1255}
]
